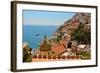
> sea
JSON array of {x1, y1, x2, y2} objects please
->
[{"x1": 23, "y1": 25, "x2": 59, "y2": 49}]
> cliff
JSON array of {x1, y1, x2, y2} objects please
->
[{"x1": 52, "y1": 12, "x2": 91, "y2": 44}]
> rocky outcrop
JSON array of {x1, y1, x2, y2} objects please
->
[
  {"x1": 50, "y1": 12, "x2": 91, "y2": 46},
  {"x1": 56, "y1": 13, "x2": 91, "y2": 35}
]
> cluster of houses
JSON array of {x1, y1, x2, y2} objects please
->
[
  {"x1": 35, "y1": 32, "x2": 90, "y2": 60},
  {"x1": 23, "y1": 29, "x2": 91, "y2": 62}
]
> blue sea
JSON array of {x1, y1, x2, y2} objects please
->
[{"x1": 23, "y1": 25, "x2": 59, "y2": 49}]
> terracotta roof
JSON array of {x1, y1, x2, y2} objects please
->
[{"x1": 51, "y1": 41, "x2": 65, "y2": 54}]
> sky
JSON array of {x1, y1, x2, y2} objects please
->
[{"x1": 23, "y1": 10, "x2": 76, "y2": 26}]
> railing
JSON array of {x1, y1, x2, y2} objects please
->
[{"x1": 33, "y1": 55, "x2": 80, "y2": 60}]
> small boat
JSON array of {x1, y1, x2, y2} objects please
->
[
  {"x1": 35, "y1": 33, "x2": 39, "y2": 36},
  {"x1": 37, "y1": 44, "x2": 40, "y2": 46}
]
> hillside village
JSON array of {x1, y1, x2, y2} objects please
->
[{"x1": 23, "y1": 13, "x2": 91, "y2": 62}]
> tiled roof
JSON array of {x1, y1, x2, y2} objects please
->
[{"x1": 51, "y1": 41, "x2": 65, "y2": 54}]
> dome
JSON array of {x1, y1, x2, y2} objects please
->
[{"x1": 39, "y1": 35, "x2": 51, "y2": 51}]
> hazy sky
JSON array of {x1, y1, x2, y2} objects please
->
[{"x1": 23, "y1": 10, "x2": 76, "y2": 26}]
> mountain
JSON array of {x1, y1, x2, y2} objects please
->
[
  {"x1": 52, "y1": 12, "x2": 91, "y2": 44},
  {"x1": 56, "y1": 13, "x2": 91, "y2": 35}
]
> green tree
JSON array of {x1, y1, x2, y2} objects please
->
[
  {"x1": 72, "y1": 23, "x2": 91, "y2": 44},
  {"x1": 23, "y1": 47, "x2": 32, "y2": 62}
]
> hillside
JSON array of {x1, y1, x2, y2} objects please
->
[{"x1": 52, "y1": 12, "x2": 91, "y2": 44}]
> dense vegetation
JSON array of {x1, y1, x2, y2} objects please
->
[
  {"x1": 72, "y1": 23, "x2": 91, "y2": 44},
  {"x1": 23, "y1": 47, "x2": 32, "y2": 62}
]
